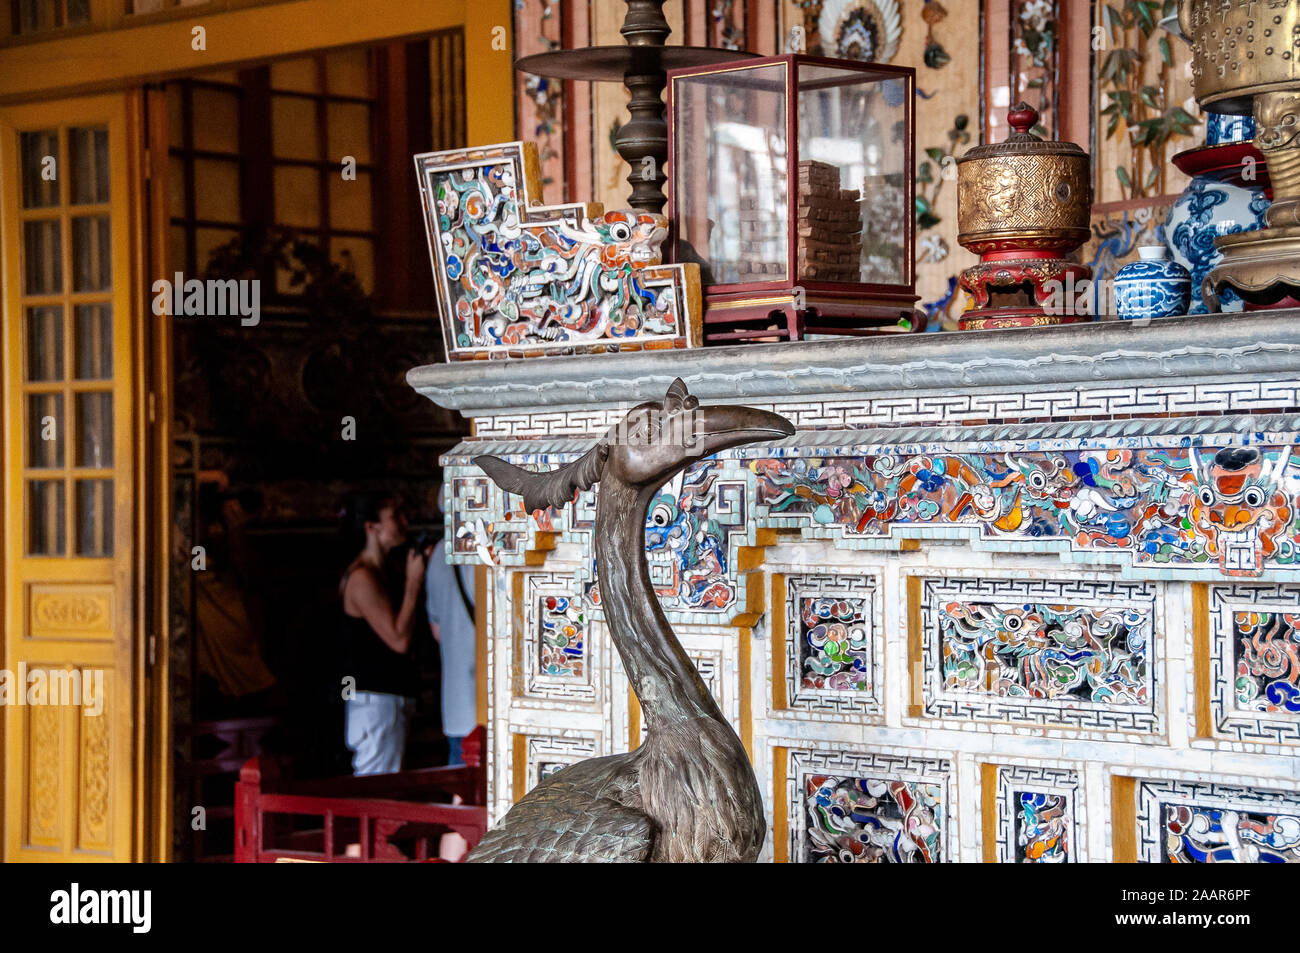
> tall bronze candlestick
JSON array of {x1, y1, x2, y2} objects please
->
[{"x1": 514, "y1": 0, "x2": 754, "y2": 214}]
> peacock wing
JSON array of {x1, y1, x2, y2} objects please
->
[{"x1": 466, "y1": 755, "x2": 653, "y2": 863}]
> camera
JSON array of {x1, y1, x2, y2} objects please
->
[{"x1": 411, "y1": 529, "x2": 440, "y2": 553}]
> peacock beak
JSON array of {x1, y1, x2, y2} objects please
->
[{"x1": 691, "y1": 405, "x2": 795, "y2": 457}]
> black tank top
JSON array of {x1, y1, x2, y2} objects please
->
[{"x1": 341, "y1": 569, "x2": 419, "y2": 698}]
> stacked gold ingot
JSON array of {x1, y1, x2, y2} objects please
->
[
  {"x1": 735, "y1": 195, "x2": 782, "y2": 279},
  {"x1": 797, "y1": 160, "x2": 862, "y2": 283}
]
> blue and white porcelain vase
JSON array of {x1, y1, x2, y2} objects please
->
[
  {"x1": 1204, "y1": 112, "x2": 1256, "y2": 146},
  {"x1": 1164, "y1": 177, "x2": 1269, "y2": 314},
  {"x1": 1114, "y1": 245, "x2": 1190, "y2": 320}
]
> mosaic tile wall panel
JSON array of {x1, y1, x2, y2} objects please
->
[
  {"x1": 921, "y1": 577, "x2": 1161, "y2": 734},
  {"x1": 584, "y1": 465, "x2": 752, "y2": 617},
  {"x1": 784, "y1": 573, "x2": 882, "y2": 717},
  {"x1": 1137, "y1": 778, "x2": 1300, "y2": 863},
  {"x1": 444, "y1": 438, "x2": 1300, "y2": 616},
  {"x1": 519, "y1": 572, "x2": 596, "y2": 703},
  {"x1": 995, "y1": 765, "x2": 1084, "y2": 863},
  {"x1": 788, "y1": 749, "x2": 952, "y2": 863},
  {"x1": 519, "y1": 730, "x2": 598, "y2": 799},
  {"x1": 1210, "y1": 585, "x2": 1300, "y2": 745}
]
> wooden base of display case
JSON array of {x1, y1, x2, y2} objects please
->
[{"x1": 701, "y1": 288, "x2": 923, "y2": 343}]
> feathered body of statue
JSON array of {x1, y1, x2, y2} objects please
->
[{"x1": 468, "y1": 379, "x2": 794, "y2": 862}]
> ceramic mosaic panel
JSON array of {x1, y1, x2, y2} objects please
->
[
  {"x1": 521, "y1": 731, "x2": 598, "y2": 797},
  {"x1": 754, "y1": 443, "x2": 1299, "y2": 579},
  {"x1": 447, "y1": 436, "x2": 1300, "y2": 594},
  {"x1": 414, "y1": 142, "x2": 701, "y2": 360},
  {"x1": 788, "y1": 749, "x2": 952, "y2": 863},
  {"x1": 1211, "y1": 585, "x2": 1300, "y2": 745},
  {"x1": 584, "y1": 463, "x2": 752, "y2": 617},
  {"x1": 520, "y1": 573, "x2": 595, "y2": 702},
  {"x1": 921, "y1": 577, "x2": 1160, "y2": 733},
  {"x1": 447, "y1": 474, "x2": 529, "y2": 564},
  {"x1": 996, "y1": 765, "x2": 1083, "y2": 863},
  {"x1": 1137, "y1": 778, "x2": 1300, "y2": 863},
  {"x1": 784, "y1": 573, "x2": 882, "y2": 716}
]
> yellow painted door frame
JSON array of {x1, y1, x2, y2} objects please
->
[
  {"x1": 0, "y1": 0, "x2": 513, "y2": 863},
  {"x1": 0, "y1": 0, "x2": 516, "y2": 148},
  {"x1": 0, "y1": 91, "x2": 146, "y2": 862}
]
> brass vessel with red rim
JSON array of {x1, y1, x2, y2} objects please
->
[{"x1": 955, "y1": 103, "x2": 1093, "y2": 329}]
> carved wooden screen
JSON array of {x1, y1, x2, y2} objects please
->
[{"x1": 1, "y1": 93, "x2": 137, "y2": 861}]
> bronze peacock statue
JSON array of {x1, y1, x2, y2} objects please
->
[{"x1": 467, "y1": 378, "x2": 794, "y2": 862}]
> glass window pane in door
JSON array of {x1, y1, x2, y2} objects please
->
[
  {"x1": 28, "y1": 480, "x2": 66, "y2": 556},
  {"x1": 271, "y1": 58, "x2": 320, "y2": 93},
  {"x1": 271, "y1": 96, "x2": 320, "y2": 160},
  {"x1": 23, "y1": 219, "x2": 62, "y2": 295},
  {"x1": 328, "y1": 171, "x2": 372, "y2": 231},
  {"x1": 76, "y1": 479, "x2": 113, "y2": 557},
  {"x1": 75, "y1": 392, "x2": 113, "y2": 468},
  {"x1": 24, "y1": 306, "x2": 64, "y2": 381},
  {"x1": 273, "y1": 166, "x2": 322, "y2": 228},
  {"x1": 326, "y1": 102, "x2": 372, "y2": 164},
  {"x1": 190, "y1": 88, "x2": 240, "y2": 154},
  {"x1": 69, "y1": 126, "x2": 110, "y2": 205},
  {"x1": 193, "y1": 159, "x2": 241, "y2": 222},
  {"x1": 72, "y1": 215, "x2": 111, "y2": 291},
  {"x1": 27, "y1": 393, "x2": 64, "y2": 468},
  {"x1": 74, "y1": 304, "x2": 112, "y2": 379},
  {"x1": 326, "y1": 49, "x2": 371, "y2": 96},
  {"x1": 20, "y1": 130, "x2": 60, "y2": 209}
]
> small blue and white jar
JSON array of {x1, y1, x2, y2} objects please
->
[{"x1": 1114, "y1": 246, "x2": 1191, "y2": 320}]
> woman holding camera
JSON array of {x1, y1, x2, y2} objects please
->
[{"x1": 337, "y1": 491, "x2": 427, "y2": 775}]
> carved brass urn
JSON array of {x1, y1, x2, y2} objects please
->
[
  {"x1": 955, "y1": 103, "x2": 1093, "y2": 330},
  {"x1": 1180, "y1": 0, "x2": 1300, "y2": 308}
]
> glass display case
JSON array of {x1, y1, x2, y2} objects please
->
[{"x1": 667, "y1": 54, "x2": 918, "y2": 341}]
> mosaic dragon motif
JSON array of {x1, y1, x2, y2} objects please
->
[
  {"x1": 939, "y1": 600, "x2": 1149, "y2": 705},
  {"x1": 415, "y1": 142, "x2": 701, "y2": 358},
  {"x1": 753, "y1": 444, "x2": 1300, "y2": 579},
  {"x1": 447, "y1": 440, "x2": 1300, "y2": 619},
  {"x1": 1233, "y1": 611, "x2": 1300, "y2": 715},
  {"x1": 805, "y1": 774, "x2": 943, "y2": 863},
  {"x1": 1164, "y1": 805, "x2": 1300, "y2": 863},
  {"x1": 1016, "y1": 791, "x2": 1070, "y2": 863}
]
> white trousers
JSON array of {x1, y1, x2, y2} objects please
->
[{"x1": 345, "y1": 691, "x2": 415, "y2": 775}]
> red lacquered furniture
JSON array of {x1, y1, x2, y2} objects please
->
[{"x1": 234, "y1": 726, "x2": 487, "y2": 863}]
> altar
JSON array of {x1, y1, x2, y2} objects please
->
[{"x1": 411, "y1": 310, "x2": 1300, "y2": 862}]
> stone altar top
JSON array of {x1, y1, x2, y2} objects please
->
[{"x1": 408, "y1": 311, "x2": 1300, "y2": 418}]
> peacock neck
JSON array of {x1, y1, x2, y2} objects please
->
[{"x1": 595, "y1": 474, "x2": 723, "y2": 731}]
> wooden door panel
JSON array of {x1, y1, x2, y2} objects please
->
[{"x1": 2, "y1": 94, "x2": 137, "y2": 862}]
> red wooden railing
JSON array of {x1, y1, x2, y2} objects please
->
[{"x1": 234, "y1": 726, "x2": 487, "y2": 863}]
